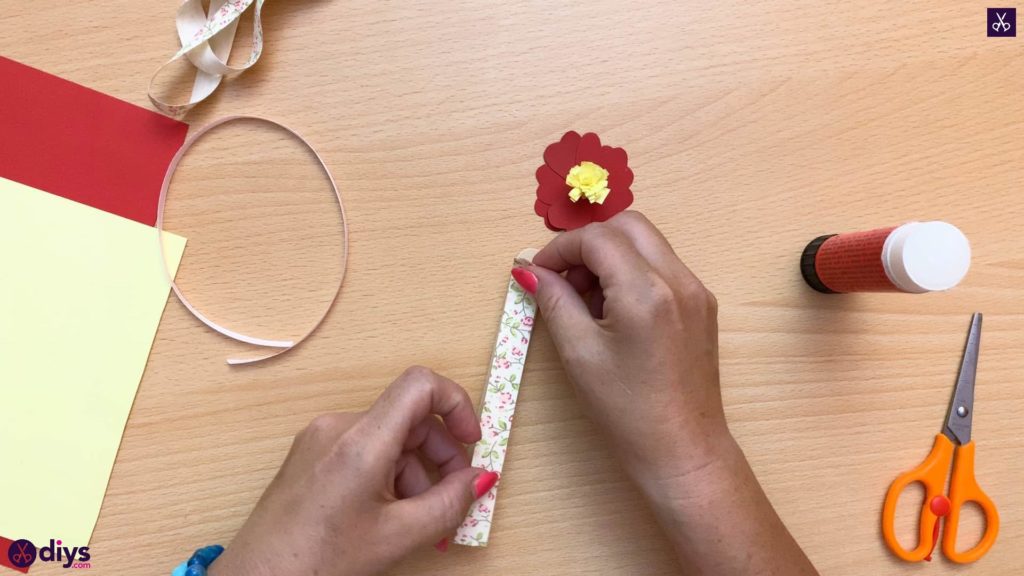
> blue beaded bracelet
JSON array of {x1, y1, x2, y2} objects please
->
[{"x1": 170, "y1": 545, "x2": 224, "y2": 576}]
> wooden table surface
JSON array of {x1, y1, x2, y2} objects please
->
[{"x1": 3, "y1": 1, "x2": 1022, "y2": 574}]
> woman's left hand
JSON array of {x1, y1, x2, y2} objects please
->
[{"x1": 209, "y1": 366, "x2": 498, "y2": 576}]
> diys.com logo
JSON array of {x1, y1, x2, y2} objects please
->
[{"x1": 3, "y1": 538, "x2": 91, "y2": 571}]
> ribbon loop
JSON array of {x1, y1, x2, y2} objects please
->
[{"x1": 149, "y1": 0, "x2": 265, "y2": 117}]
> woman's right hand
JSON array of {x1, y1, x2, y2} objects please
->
[
  {"x1": 516, "y1": 211, "x2": 730, "y2": 493},
  {"x1": 517, "y1": 211, "x2": 818, "y2": 575}
]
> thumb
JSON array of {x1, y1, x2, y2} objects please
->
[
  {"x1": 388, "y1": 468, "x2": 499, "y2": 548},
  {"x1": 515, "y1": 265, "x2": 595, "y2": 348}
]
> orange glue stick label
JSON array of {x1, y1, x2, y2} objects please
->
[{"x1": 813, "y1": 227, "x2": 897, "y2": 293}]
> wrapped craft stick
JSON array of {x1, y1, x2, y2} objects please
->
[{"x1": 454, "y1": 249, "x2": 539, "y2": 547}]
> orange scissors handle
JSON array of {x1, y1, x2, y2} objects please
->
[
  {"x1": 943, "y1": 440, "x2": 1000, "y2": 563},
  {"x1": 881, "y1": 434, "x2": 954, "y2": 562}
]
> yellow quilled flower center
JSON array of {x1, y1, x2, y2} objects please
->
[{"x1": 566, "y1": 161, "x2": 610, "y2": 204}]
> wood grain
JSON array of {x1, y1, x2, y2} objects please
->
[{"x1": 1, "y1": 1, "x2": 1021, "y2": 574}]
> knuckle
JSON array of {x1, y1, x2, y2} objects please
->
[
  {"x1": 294, "y1": 414, "x2": 367, "y2": 472},
  {"x1": 304, "y1": 413, "x2": 341, "y2": 437},
  {"x1": 679, "y1": 281, "x2": 714, "y2": 310},
  {"x1": 641, "y1": 277, "x2": 678, "y2": 316},
  {"x1": 703, "y1": 287, "x2": 719, "y2": 315},
  {"x1": 401, "y1": 365, "x2": 435, "y2": 385},
  {"x1": 445, "y1": 387, "x2": 469, "y2": 412},
  {"x1": 677, "y1": 281, "x2": 704, "y2": 302},
  {"x1": 608, "y1": 211, "x2": 658, "y2": 242},
  {"x1": 612, "y1": 210, "x2": 649, "y2": 229},
  {"x1": 328, "y1": 432, "x2": 364, "y2": 466},
  {"x1": 585, "y1": 221, "x2": 621, "y2": 245},
  {"x1": 392, "y1": 365, "x2": 437, "y2": 399}
]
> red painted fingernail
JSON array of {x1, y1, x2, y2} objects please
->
[
  {"x1": 434, "y1": 538, "x2": 448, "y2": 553},
  {"x1": 511, "y1": 268, "x2": 538, "y2": 295},
  {"x1": 473, "y1": 471, "x2": 500, "y2": 499}
]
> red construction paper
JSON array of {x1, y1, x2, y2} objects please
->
[
  {"x1": 534, "y1": 131, "x2": 634, "y2": 231},
  {"x1": 0, "y1": 56, "x2": 188, "y2": 226}
]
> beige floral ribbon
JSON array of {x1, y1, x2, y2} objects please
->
[
  {"x1": 454, "y1": 249, "x2": 539, "y2": 547},
  {"x1": 148, "y1": 0, "x2": 265, "y2": 117}
]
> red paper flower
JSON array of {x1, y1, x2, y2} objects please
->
[{"x1": 534, "y1": 131, "x2": 634, "y2": 231}]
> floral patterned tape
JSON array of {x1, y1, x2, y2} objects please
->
[
  {"x1": 454, "y1": 249, "x2": 539, "y2": 547},
  {"x1": 148, "y1": 0, "x2": 265, "y2": 118}
]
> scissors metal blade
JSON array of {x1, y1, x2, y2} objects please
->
[{"x1": 944, "y1": 313, "x2": 981, "y2": 445}]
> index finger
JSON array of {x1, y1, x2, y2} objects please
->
[
  {"x1": 358, "y1": 366, "x2": 480, "y2": 460},
  {"x1": 532, "y1": 221, "x2": 653, "y2": 291}
]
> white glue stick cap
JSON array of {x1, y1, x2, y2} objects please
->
[{"x1": 881, "y1": 221, "x2": 971, "y2": 293}]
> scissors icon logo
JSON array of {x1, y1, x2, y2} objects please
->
[
  {"x1": 6, "y1": 539, "x2": 37, "y2": 568},
  {"x1": 987, "y1": 7, "x2": 1016, "y2": 36},
  {"x1": 993, "y1": 12, "x2": 1011, "y2": 31}
]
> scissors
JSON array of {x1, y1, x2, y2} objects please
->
[
  {"x1": 993, "y1": 12, "x2": 1011, "y2": 32},
  {"x1": 882, "y1": 313, "x2": 999, "y2": 563}
]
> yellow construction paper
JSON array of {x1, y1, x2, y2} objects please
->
[{"x1": 0, "y1": 177, "x2": 186, "y2": 546}]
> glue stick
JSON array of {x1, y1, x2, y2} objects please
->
[{"x1": 800, "y1": 221, "x2": 970, "y2": 293}]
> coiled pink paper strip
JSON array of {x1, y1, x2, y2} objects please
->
[{"x1": 157, "y1": 116, "x2": 349, "y2": 365}]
